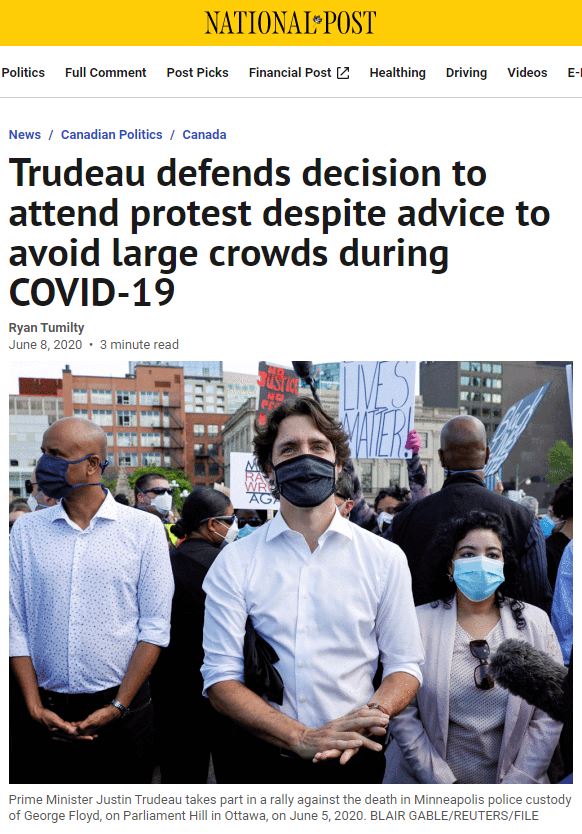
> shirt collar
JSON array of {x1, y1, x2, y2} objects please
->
[
  {"x1": 265, "y1": 505, "x2": 353, "y2": 543},
  {"x1": 51, "y1": 489, "x2": 118, "y2": 527}
]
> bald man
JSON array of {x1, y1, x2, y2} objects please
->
[
  {"x1": 9, "y1": 417, "x2": 174, "y2": 784},
  {"x1": 391, "y1": 415, "x2": 552, "y2": 612}
]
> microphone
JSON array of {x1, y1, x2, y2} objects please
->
[
  {"x1": 291, "y1": 361, "x2": 320, "y2": 403},
  {"x1": 488, "y1": 638, "x2": 567, "y2": 721}
]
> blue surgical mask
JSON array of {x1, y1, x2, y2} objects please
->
[
  {"x1": 36, "y1": 453, "x2": 109, "y2": 499},
  {"x1": 236, "y1": 524, "x2": 256, "y2": 540},
  {"x1": 453, "y1": 556, "x2": 505, "y2": 602}
]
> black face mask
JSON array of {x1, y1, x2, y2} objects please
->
[{"x1": 273, "y1": 454, "x2": 336, "y2": 508}]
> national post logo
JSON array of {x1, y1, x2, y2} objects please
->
[{"x1": 202, "y1": 7, "x2": 378, "y2": 38}]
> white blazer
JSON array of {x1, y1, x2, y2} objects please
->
[{"x1": 384, "y1": 598, "x2": 563, "y2": 784}]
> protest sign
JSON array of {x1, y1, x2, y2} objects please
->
[
  {"x1": 566, "y1": 364, "x2": 573, "y2": 424},
  {"x1": 230, "y1": 452, "x2": 279, "y2": 509},
  {"x1": 257, "y1": 362, "x2": 299, "y2": 426},
  {"x1": 340, "y1": 361, "x2": 416, "y2": 459},
  {"x1": 484, "y1": 383, "x2": 550, "y2": 477}
]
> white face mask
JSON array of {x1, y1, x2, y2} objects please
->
[
  {"x1": 151, "y1": 491, "x2": 173, "y2": 517},
  {"x1": 377, "y1": 511, "x2": 394, "y2": 531},
  {"x1": 217, "y1": 519, "x2": 239, "y2": 544},
  {"x1": 27, "y1": 495, "x2": 38, "y2": 512}
]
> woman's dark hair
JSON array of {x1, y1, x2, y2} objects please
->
[
  {"x1": 171, "y1": 487, "x2": 230, "y2": 539},
  {"x1": 430, "y1": 510, "x2": 526, "y2": 629},
  {"x1": 253, "y1": 396, "x2": 350, "y2": 498},
  {"x1": 551, "y1": 476, "x2": 573, "y2": 521},
  {"x1": 374, "y1": 485, "x2": 410, "y2": 510}
]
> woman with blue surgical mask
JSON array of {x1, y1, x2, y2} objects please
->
[{"x1": 385, "y1": 510, "x2": 563, "y2": 785}]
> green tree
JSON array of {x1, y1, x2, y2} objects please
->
[
  {"x1": 547, "y1": 440, "x2": 573, "y2": 486},
  {"x1": 128, "y1": 466, "x2": 192, "y2": 512}
]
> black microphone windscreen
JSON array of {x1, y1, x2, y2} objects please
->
[
  {"x1": 488, "y1": 638, "x2": 567, "y2": 721},
  {"x1": 291, "y1": 361, "x2": 312, "y2": 381}
]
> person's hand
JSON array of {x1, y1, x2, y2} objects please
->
[
  {"x1": 71, "y1": 705, "x2": 122, "y2": 741},
  {"x1": 291, "y1": 706, "x2": 388, "y2": 762},
  {"x1": 30, "y1": 705, "x2": 78, "y2": 737},
  {"x1": 311, "y1": 705, "x2": 389, "y2": 765},
  {"x1": 405, "y1": 430, "x2": 421, "y2": 455}
]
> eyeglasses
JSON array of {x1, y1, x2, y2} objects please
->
[
  {"x1": 142, "y1": 487, "x2": 174, "y2": 496},
  {"x1": 200, "y1": 514, "x2": 236, "y2": 526},
  {"x1": 469, "y1": 639, "x2": 494, "y2": 690},
  {"x1": 237, "y1": 517, "x2": 262, "y2": 528}
]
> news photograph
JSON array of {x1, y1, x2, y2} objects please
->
[{"x1": 8, "y1": 360, "x2": 572, "y2": 792}]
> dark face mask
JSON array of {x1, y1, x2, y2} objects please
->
[
  {"x1": 36, "y1": 452, "x2": 109, "y2": 499},
  {"x1": 273, "y1": 454, "x2": 336, "y2": 508}
]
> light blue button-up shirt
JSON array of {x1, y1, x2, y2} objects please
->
[
  {"x1": 202, "y1": 509, "x2": 424, "y2": 727},
  {"x1": 10, "y1": 491, "x2": 174, "y2": 693}
]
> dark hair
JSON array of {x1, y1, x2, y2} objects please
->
[
  {"x1": 374, "y1": 485, "x2": 410, "y2": 511},
  {"x1": 171, "y1": 487, "x2": 230, "y2": 539},
  {"x1": 9, "y1": 499, "x2": 30, "y2": 513},
  {"x1": 134, "y1": 472, "x2": 167, "y2": 501},
  {"x1": 335, "y1": 469, "x2": 357, "y2": 501},
  {"x1": 430, "y1": 510, "x2": 526, "y2": 629},
  {"x1": 114, "y1": 493, "x2": 130, "y2": 505},
  {"x1": 551, "y1": 476, "x2": 573, "y2": 521},
  {"x1": 253, "y1": 396, "x2": 350, "y2": 498}
]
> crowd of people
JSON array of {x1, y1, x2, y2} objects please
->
[{"x1": 9, "y1": 398, "x2": 573, "y2": 785}]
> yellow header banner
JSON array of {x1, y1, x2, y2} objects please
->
[{"x1": 2, "y1": 1, "x2": 581, "y2": 46}]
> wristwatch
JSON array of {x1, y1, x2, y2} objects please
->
[{"x1": 110, "y1": 698, "x2": 130, "y2": 716}]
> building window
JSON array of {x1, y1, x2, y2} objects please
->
[
  {"x1": 91, "y1": 389, "x2": 112, "y2": 404},
  {"x1": 492, "y1": 363, "x2": 503, "y2": 374},
  {"x1": 117, "y1": 432, "x2": 138, "y2": 447},
  {"x1": 418, "y1": 432, "x2": 429, "y2": 448},
  {"x1": 208, "y1": 425, "x2": 219, "y2": 436},
  {"x1": 140, "y1": 391, "x2": 161, "y2": 406},
  {"x1": 139, "y1": 411, "x2": 160, "y2": 428},
  {"x1": 207, "y1": 443, "x2": 220, "y2": 456},
  {"x1": 117, "y1": 410, "x2": 137, "y2": 427},
  {"x1": 482, "y1": 363, "x2": 492, "y2": 373},
  {"x1": 92, "y1": 409, "x2": 113, "y2": 426},
  {"x1": 116, "y1": 391, "x2": 136, "y2": 405},
  {"x1": 360, "y1": 462, "x2": 373, "y2": 493},
  {"x1": 195, "y1": 406, "x2": 204, "y2": 413},
  {"x1": 208, "y1": 462, "x2": 220, "y2": 476},
  {"x1": 492, "y1": 394, "x2": 502, "y2": 403},
  {"x1": 140, "y1": 432, "x2": 161, "y2": 447},
  {"x1": 10, "y1": 459, "x2": 18, "y2": 466},
  {"x1": 389, "y1": 463, "x2": 401, "y2": 485},
  {"x1": 194, "y1": 443, "x2": 204, "y2": 453},
  {"x1": 460, "y1": 376, "x2": 470, "y2": 386},
  {"x1": 193, "y1": 424, "x2": 205, "y2": 436},
  {"x1": 195, "y1": 385, "x2": 203, "y2": 394},
  {"x1": 195, "y1": 462, "x2": 206, "y2": 477},
  {"x1": 142, "y1": 451, "x2": 161, "y2": 466},
  {"x1": 72, "y1": 389, "x2": 87, "y2": 403},
  {"x1": 74, "y1": 408, "x2": 89, "y2": 416},
  {"x1": 118, "y1": 452, "x2": 138, "y2": 466}
]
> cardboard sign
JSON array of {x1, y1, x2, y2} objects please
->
[
  {"x1": 230, "y1": 452, "x2": 279, "y2": 509},
  {"x1": 340, "y1": 361, "x2": 416, "y2": 459},
  {"x1": 484, "y1": 383, "x2": 550, "y2": 477},
  {"x1": 257, "y1": 362, "x2": 300, "y2": 426}
]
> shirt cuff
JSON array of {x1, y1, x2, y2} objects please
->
[
  {"x1": 381, "y1": 662, "x2": 423, "y2": 687},
  {"x1": 137, "y1": 617, "x2": 171, "y2": 647}
]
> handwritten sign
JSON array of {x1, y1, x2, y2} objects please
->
[
  {"x1": 230, "y1": 452, "x2": 280, "y2": 509},
  {"x1": 340, "y1": 361, "x2": 416, "y2": 459},
  {"x1": 257, "y1": 362, "x2": 299, "y2": 426},
  {"x1": 484, "y1": 383, "x2": 550, "y2": 477}
]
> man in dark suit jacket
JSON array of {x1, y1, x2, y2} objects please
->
[{"x1": 391, "y1": 415, "x2": 552, "y2": 612}]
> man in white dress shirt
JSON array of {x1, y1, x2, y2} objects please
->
[
  {"x1": 9, "y1": 417, "x2": 173, "y2": 784},
  {"x1": 202, "y1": 396, "x2": 423, "y2": 783}
]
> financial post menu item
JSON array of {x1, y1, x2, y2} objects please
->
[
  {"x1": 230, "y1": 452, "x2": 279, "y2": 509},
  {"x1": 484, "y1": 383, "x2": 550, "y2": 478},
  {"x1": 257, "y1": 362, "x2": 300, "y2": 426},
  {"x1": 340, "y1": 361, "x2": 416, "y2": 459}
]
